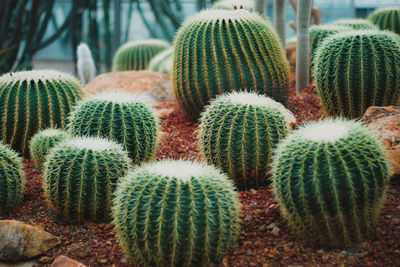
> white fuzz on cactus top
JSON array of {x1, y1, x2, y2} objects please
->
[
  {"x1": 188, "y1": 9, "x2": 256, "y2": 21},
  {"x1": 117, "y1": 39, "x2": 169, "y2": 51},
  {"x1": 0, "y1": 70, "x2": 79, "y2": 83},
  {"x1": 88, "y1": 91, "x2": 154, "y2": 105},
  {"x1": 40, "y1": 129, "x2": 64, "y2": 137},
  {"x1": 300, "y1": 120, "x2": 350, "y2": 143},
  {"x1": 214, "y1": 0, "x2": 254, "y2": 9},
  {"x1": 65, "y1": 137, "x2": 122, "y2": 151}
]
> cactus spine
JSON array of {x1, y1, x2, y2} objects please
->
[
  {"x1": 112, "y1": 159, "x2": 241, "y2": 266},
  {"x1": 77, "y1": 43, "x2": 96, "y2": 85},
  {"x1": 309, "y1": 25, "x2": 350, "y2": 58},
  {"x1": 67, "y1": 92, "x2": 159, "y2": 163},
  {"x1": 0, "y1": 70, "x2": 85, "y2": 156},
  {"x1": 313, "y1": 30, "x2": 400, "y2": 118},
  {"x1": 112, "y1": 39, "x2": 170, "y2": 71},
  {"x1": 172, "y1": 9, "x2": 290, "y2": 119},
  {"x1": 369, "y1": 7, "x2": 400, "y2": 34},
  {"x1": 332, "y1": 18, "x2": 378, "y2": 30},
  {"x1": 0, "y1": 143, "x2": 25, "y2": 216},
  {"x1": 271, "y1": 119, "x2": 391, "y2": 248},
  {"x1": 29, "y1": 128, "x2": 70, "y2": 169},
  {"x1": 198, "y1": 92, "x2": 295, "y2": 188},
  {"x1": 148, "y1": 48, "x2": 173, "y2": 75},
  {"x1": 43, "y1": 137, "x2": 131, "y2": 222}
]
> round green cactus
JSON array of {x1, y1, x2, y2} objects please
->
[
  {"x1": 112, "y1": 39, "x2": 170, "y2": 71},
  {"x1": 271, "y1": 119, "x2": 391, "y2": 248},
  {"x1": 332, "y1": 18, "x2": 378, "y2": 30},
  {"x1": 67, "y1": 92, "x2": 160, "y2": 164},
  {"x1": 312, "y1": 30, "x2": 400, "y2": 118},
  {"x1": 172, "y1": 9, "x2": 290, "y2": 119},
  {"x1": 309, "y1": 25, "x2": 350, "y2": 57},
  {"x1": 148, "y1": 48, "x2": 173, "y2": 75},
  {"x1": 43, "y1": 136, "x2": 131, "y2": 222},
  {"x1": 0, "y1": 143, "x2": 25, "y2": 216},
  {"x1": 212, "y1": 0, "x2": 254, "y2": 11},
  {"x1": 369, "y1": 7, "x2": 400, "y2": 34},
  {"x1": 112, "y1": 159, "x2": 241, "y2": 266},
  {"x1": 0, "y1": 70, "x2": 85, "y2": 156},
  {"x1": 29, "y1": 128, "x2": 70, "y2": 169},
  {"x1": 198, "y1": 92, "x2": 295, "y2": 188}
]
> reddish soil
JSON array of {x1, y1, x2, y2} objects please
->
[{"x1": 5, "y1": 85, "x2": 400, "y2": 267}]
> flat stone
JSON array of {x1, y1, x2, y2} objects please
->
[{"x1": 50, "y1": 255, "x2": 87, "y2": 267}]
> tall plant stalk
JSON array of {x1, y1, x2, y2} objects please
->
[
  {"x1": 296, "y1": 0, "x2": 312, "y2": 92},
  {"x1": 274, "y1": 0, "x2": 286, "y2": 47}
]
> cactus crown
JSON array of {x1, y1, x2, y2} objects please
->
[
  {"x1": 64, "y1": 136, "x2": 122, "y2": 151},
  {"x1": 309, "y1": 25, "x2": 350, "y2": 55},
  {"x1": 299, "y1": 119, "x2": 351, "y2": 143},
  {"x1": 1, "y1": 69, "x2": 80, "y2": 84},
  {"x1": 212, "y1": 0, "x2": 254, "y2": 11},
  {"x1": 369, "y1": 7, "x2": 400, "y2": 34},
  {"x1": 332, "y1": 18, "x2": 378, "y2": 30}
]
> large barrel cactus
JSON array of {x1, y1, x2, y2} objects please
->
[
  {"x1": 0, "y1": 143, "x2": 25, "y2": 216},
  {"x1": 212, "y1": 0, "x2": 254, "y2": 11},
  {"x1": 112, "y1": 159, "x2": 241, "y2": 266},
  {"x1": 198, "y1": 92, "x2": 295, "y2": 188},
  {"x1": 67, "y1": 92, "x2": 159, "y2": 163},
  {"x1": 148, "y1": 48, "x2": 173, "y2": 75},
  {"x1": 43, "y1": 137, "x2": 131, "y2": 222},
  {"x1": 271, "y1": 119, "x2": 391, "y2": 248},
  {"x1": 0, "y1": 70, "x2": 85, "y2": 156},
  {"x1": 112, "y1": 39, "x2": 170, "y2": 71},
  {"x1": 313, "y1": 30, "x2": 400, "y2": 118},
  {"x1": 332, "y1": 19, "x2": 378, "y2": 30},
  {"x1": 172, "y1": 9, "x2": 290, "y2": 119},
  {"x1": 309, "y1": 25, "x2": 350, "y2": 57},
  {"x1": 369, "y1": 7, "x2": 400, "y2": 34}
]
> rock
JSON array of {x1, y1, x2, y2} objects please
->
[
  {"x1": 38, "y1": 256, "x2": 54, "y2": 264},
  {"x1": 361, "y1": 106, "x2": 400, "y2": 176},
  {"x1": 51, "y1": 255, "x2": 87, "y2": 267},
  {"x1": 0, "y1": 220, "x2": 61, "y2": 262},
  {"x1": 286, "y1": 43, "x2": 296, "y2": 67},
  {"x1": 85, "y1": 70, "x2": 173, "y2": 101}
]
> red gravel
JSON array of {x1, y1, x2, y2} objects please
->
[{"x1": 4, "y1": 85, "x2": 399, "y2": 266}]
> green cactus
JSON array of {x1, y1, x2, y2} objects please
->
[
  {"x1": 271, "y1": 119, "x2": 391, "y2": 248},
  {"x1": 148, "y1": 48, "x2": 173, "y2": 75},
  {"x1": 29, "y1": 128, "x2": 70, "y2": 169},
  {"x1": 369, "y1": 7, "x2": 400, "y2": 35},
  {"x1": 212, "y1": 0, "x2": 254, "y2": 12},
  {"x1": 43, "y1": 136, "x2": 131, "y2": 222},
  {"x1": 0, "y1": 70, "x2": 85, "y2": 156},
  {"x1": 112, "y1": 159, "x2": 241, "y2": 266},
  {"x1": 198, "y1": 92, "x2": 295, "y2": 188},
  {"x1": 332, "y1": 19, "x2": 378, "y2": 30},
  {"x1": 312, "y1": 30, "x2": 400, "y2": 118},
  {"x1": 172, "y1": 9, "x2": 290, "y2": 119},
  {"x1": 67, "y1": 92, "x2": 159, "y2": 163},
  {"x1": 309, "y1": 25, "x2": 350, "y2": 58},
  {"x1": 112, "y1": 39, "x2": 170, "y2": 71},
  {"x1": 0, "y1": 143, "x2": 25, "y2": 217}
]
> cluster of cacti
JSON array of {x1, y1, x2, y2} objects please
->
[
  {"x1": 172, "y1": 9, "x2": 290, "y2": 118},
  {"x1": 148, "y1": 47, "x2": 173, "y2": 75},
  {"x1": 112, "y1": 159, "x2": 241, "y2": 266},
  {"x1": 212, "y1": 0, "x2": 254, "y2": 12},
  {"x1": 0, "y1": 70, "x2": 85, "y2": 156},
  {"x1": 332, "y1": 18, "x2": 378, "y2": 30},
  {"x1": 369, "y1": 7, "x2": 400, "y2": 34},
  {"x1": 312, "y1": 30, "x2": 400, "y2": 118},
  {"x1": 112, "y1": 39, "x2": 170, "y2": 71},
  {"x1": 309, "y1": 25, "x2": 350, "y2": 57},
  {"x1": 67, "y1": 92, "x2": 159, "y2": 163},
  {"x1": 43, "y1": 137, "x2": 131, "y2": 222},
  {"x1": 0, "y1": 143, "x2": 25, "y2": 216},
  {"x1": 271, "y1": 119, "x2": 390, "y2": 248},
  {"x1": 198, "y1": 92, "x2": 295, "y2": 188},
  {"x1": 29, "y1": 128, "x2": 70, "y2": 169},
  {"x1": 77, "y1": 43, "x2": 96, "y2": 85}
]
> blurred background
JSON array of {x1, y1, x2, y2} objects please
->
[{"x1": 1, "y1": 0, "x2": 399, "y2": 74}]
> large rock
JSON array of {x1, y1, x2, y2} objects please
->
[
  {"x1": 361, "y1": 106, "x2": 400, "y2": 177},
  {"x1": 85, "y1": 70, "x2": 173, "y2": 101},
  {"x1": 0, "y1": 220, "x2": 60, "y2": 262},
  {"x1": 50, "y1": 255, "x2": 87, "y2": 267}
]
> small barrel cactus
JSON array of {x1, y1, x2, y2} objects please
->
[
  {"x1": 332, "y1": 18, "x2": 378, "y2": 30},
  {"x1": 212, "y1": 0, "x2": 254, "y2": 11},
  {"x1": 0, "y1": 70, "x2": 85, "y2": 156},
  {"x1": 43, "y1": 136, "x2": 131, "y2": 222},
  {"x1": 0, "y1": 143, "x2": 25, "y2": 216},
  {"x1": 67, "y1": 92, "x2": 159, "y2": 163},
  {"x1": 148, "y1": 48, "x2": 173, "y2": 75},
  {"x1": 309, "y1": 25, "x2": 350, "y2": 57},
  {"x1": 172, "y1": 9, "x2": 290, "y2": 119},
  {"x1": 29, "y1": 128, "x2": 70, "y2": 169},
  {"x1": 198, "y1": 92, "x2": 295, "y2": 188},
  {"x1": 112, "y1": 159, "x2": 241, "y2": 266},
  {"x1": 369, "y1": 7, "x2": 400, "y2": 34},
  {"x1": 313, "y1": 30, "x2": 400, "y2": 118},
  {"x1": 112, "y1": 39, "x2": 170, "y2": 71},
  {"x1": 271, "y1": 119, "x2": 391, "y2": 248}
]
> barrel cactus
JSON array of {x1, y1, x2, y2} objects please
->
[
  {"x1": 271, "y1": 119, "x2": 391, "y2": 248},
  {"x1": 172, "y1": 9, "x2": 290, "y2": 119},
  {"x1": 212, "y1": 0, "x2": 254, "y2": 11},
  {"x1": 67, "y1": 92, "x2": 159, "y2": 163},
  {"x1": 309, "y1": 25, "x2": 350, "y2": 58},
  {"x1": 29, "y1": 128, "x2": 70, "y2": 169},
  {"x1": 198, "y1": 92, "x2": 295, "y2": 188},
  {"x1": 43, "y1": 137, "x2": 131, "y2": 222},
  {"x1": 112, "y1": 39, "x2": 170, "y2": 71},
  {"x1": 312, "y1": 30, "x2": 400, "y2": 118},
  {"x1": 0, "y1": 70, "x2": 85, "y2": 156},
  {"x1": 0, "y1": 143, "x2": 25, "y2": 216},
  {"x1": 332, "y1": 19, "x2": 378, "y2": 30},
  {"x1": 369, "y1": 7, "x2": 400, "y2": 34},
  {"x1": 112, "y1": 159, "x2": 241, "y2": 266},
  {"x1": 148, "y1": 48, "x2": 173, "y2": 75}
]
